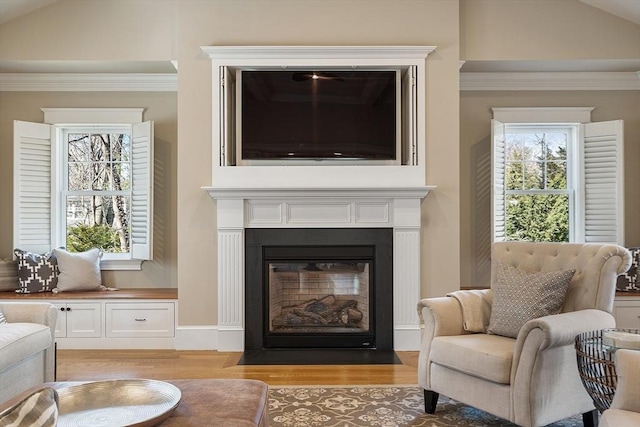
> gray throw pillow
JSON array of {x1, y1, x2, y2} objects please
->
[
  {"x1": 52, "y1": 248, "x2": 105, "y2": 292},
  {"x1": 14, "y1": 249, "x2": 58, "y2": 293},
  {"x1": 487, "y1": 263, "x2": 575, "y2": 338}
]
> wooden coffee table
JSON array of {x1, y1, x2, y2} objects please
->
[{"x1": 48, "y1": 378, "x2": 269, "y2": 426}]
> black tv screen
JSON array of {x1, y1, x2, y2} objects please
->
[{"x1": 240, "y1": 70, "x2": 398, "y2": 161}]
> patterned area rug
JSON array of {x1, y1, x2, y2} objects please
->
[{"x1": 268, "y1": 385, "x2": 583, "y2": 427}]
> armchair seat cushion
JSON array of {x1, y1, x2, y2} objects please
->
[
  {"x1": 0, "y1": 323, "x2": 52, "y2": 372},
  {"x1": 430, "y1": 334, "x2": 515, "y2": 384}
]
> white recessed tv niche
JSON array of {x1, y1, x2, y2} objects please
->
[{"x1": 202, "y1": 46, "x2": 435, "y2": 188}]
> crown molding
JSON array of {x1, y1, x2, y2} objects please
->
[
  {"x1": 461, "y1": 71, "x2": 640, "y2": 91},
  {"x1": 0, "y1": 73, "x2": 177, "y2": 91},
  {"x1": 2, "y1": 70, "x2": 637, "y2": 92}
]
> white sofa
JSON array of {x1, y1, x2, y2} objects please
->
[
  {"x1": 600, "y1": 349, "x2": 640, "y2": 427},
  {"x1": 0, "y1": 302, "x2": 57, "y2": 404}
]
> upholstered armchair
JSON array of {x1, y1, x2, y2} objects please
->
[
  {"x1": 418, "y1": 242, "x2": 631, "y2": 427},
  {"x1": 600, "y1": 349, "x2": 640, "y2": 427}
]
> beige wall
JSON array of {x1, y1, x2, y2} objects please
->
[
  {"x1": 176, "y1": 0, "x2": 461, "y2": 325},
  {"x1": 461, "y1": 0, "x2": 640, "y2": 60},
  {"x1": 0, "y1": 0, "x2": 637, "y2": 329},
  {"x1": 0, "y1": 91, "x2": 178, "y2": 288}
]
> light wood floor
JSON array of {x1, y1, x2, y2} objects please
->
[{"x1": 56, "y1": 350, "x2": 419, "y2": 386}]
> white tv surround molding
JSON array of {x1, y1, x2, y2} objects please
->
[{"x1": 202, "y1": 46, "x2": 436, "y2": 352}]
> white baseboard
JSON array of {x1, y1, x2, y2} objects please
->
[
  {"x1": 393, "y1": 326, "x2": 421, "y2": 351},
  {"x1": 174, "y1": 326, "x2": 219, "y2": 350}
]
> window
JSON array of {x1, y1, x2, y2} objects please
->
[
  {"x1": 503, "y1": 125, "x2": 574, "y2": 242},
  {"x1": 64, "y1": 128, "x2": 132, "y2": 255},
  {"x1": 13, "y1": 109, "x2": 153, "y2": 270},
  {"x1": 492, "y1": 108, "x2": 624, "y2": 245}
]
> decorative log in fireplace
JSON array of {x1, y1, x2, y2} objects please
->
[{"x1": 272, "y1": 295, "x2": 364, "y2": 332}]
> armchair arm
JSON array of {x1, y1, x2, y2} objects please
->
[
  {"x1": 516, "y1": 309, "x2": 615, "y2": 353},
  {"x1": 417, "y1": 297, "x2": 465, "y2": 338},
  {"x1": 610, "y1": 349, "x2": 640, "y2": 413},
  {"x1": 510, "y1": 309, "x2": 615, "y2": 425}
]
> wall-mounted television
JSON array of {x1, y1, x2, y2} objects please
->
[{"x1": 237, "y1": 69, "x2": 401, "y2": 164}]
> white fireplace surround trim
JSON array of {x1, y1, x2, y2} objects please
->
[{"x1": 204, "y1": 186, "x2": 435, "y2": 351}]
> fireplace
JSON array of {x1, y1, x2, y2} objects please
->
[
  {"x1": 245, "y1": 228, "x2": 393, "y2": 351},
  {"x1": 203, "y1": 45, "x2": 435, "y2": 353}
]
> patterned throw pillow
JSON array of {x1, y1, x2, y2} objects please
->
[
  {"x1": 0, "y1": 387, "x2": 58, "y2": 427},
  {"x1": 0, "y1": 309, "x2": 6, "y2": 324},
  {"x1": 52, "y1": 248, "x2": 105, "y2": 293},
  {"x1": 487, "y1": 263, "x2": 575, "y2": 338},
  {"x1": 14, "y1": 249, "x2": 58, "y2": 294},
  {"x1": 616, "y1": 247, "x2": 639, "y2": 292}
]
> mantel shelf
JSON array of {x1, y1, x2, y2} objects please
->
[{"x1": 202, "y1": 186, "x2": 436, "y2": 200}]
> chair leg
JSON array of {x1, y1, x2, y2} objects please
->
[
  {"x1": 582, "y1": 409, "x2": 599, "y2": 427},
  {"x1": 423, "y1": 389, "x2": 439, "y2": 414}
]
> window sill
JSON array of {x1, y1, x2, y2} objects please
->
[{"x1": 100, "y1": 259, "x2": 143, "y2": 271}]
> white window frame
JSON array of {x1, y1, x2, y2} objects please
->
[
  {"x1": 502, "y1": 123, "x2": 577, "y2": 242},
  {"x1": 59, "y1": 125, "x2": 133, "y2": 261},
  {"x1": 13, "y1": 108, "x2": 153, "y2": 270},
  {"x1": 492, "y1": 107, "x2": 624, "y2": 245}
]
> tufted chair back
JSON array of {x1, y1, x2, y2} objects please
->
[{"x1": 492, "y1": 241, "x2": 632, "y2": 314}]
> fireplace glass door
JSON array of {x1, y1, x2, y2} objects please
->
[
  {"x1": 269, "y1": 261, "x2": 370, "y2": 334},
  {"x1": 262, "y1": 246, "x2": 376, "y2": 349}
]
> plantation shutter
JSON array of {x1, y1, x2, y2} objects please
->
[
  {"x1": 579, "y1": 120, "x2": 624, "y2": 244},
  {"x1": 13, "y1": 120, "x2": 55, "y2": 254},
  {"x1": 131, "y1": 121, "x2": 154, "y2": 260},
  {"x1": 491, "y1": 119, "x2": 506, "y2": 242}
]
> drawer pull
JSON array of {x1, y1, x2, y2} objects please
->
[{"x1": 135, "y1": 318, "x2": 147, "y2": 322}]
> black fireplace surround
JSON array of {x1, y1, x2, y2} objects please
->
[{"x1": 245, "y1": 228, "x2": 393, "y2": 353}]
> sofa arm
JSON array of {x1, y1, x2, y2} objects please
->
[
  {"x1": 610, "y1": 349, "x2": 640, "y2": 413},
  {"x1": 0, "y1": 303, "x2": 57, "y2": 382},
  {"x1": 0, "y1": 303, "x2": 57, "y2": 329}
]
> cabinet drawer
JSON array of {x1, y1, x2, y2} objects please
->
[{"x1": 105, "y1": 303, "x2": 175, "y2": 338}]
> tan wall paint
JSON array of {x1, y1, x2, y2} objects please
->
[
  {"x1": 461, "y1": 0, "x2": 640, "y2": 60},
  {"x1": 0, "y1": 0, "x2": 177, "y2": 60},
  {"x1": 0, "y1": 91, "x2": 178, "y2": 288},
  {"x1": 176, "y1": 0, "x2": 461, "y2": 325},
  {"x1": 460, "y1": 90, "x2": 640, "y2": 287},
  {"x1": 0, "y1": 0, "x2": 636, "y2": 328}
]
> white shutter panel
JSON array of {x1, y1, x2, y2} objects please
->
[
  {"x1": 221, "y1": 66, "x2": 235, "y2": 166},
  {"x1": 579, "y1": 120, "x2": 624, "y2": 244},
  {"x1": 491, "y1": 119, "x2": 506, "y2": 242},
  {"x1": 13, "y1": 120, "x2": 55, "y2": 254},
  {"x1": 131, "y1": 121, "x2": 154, "y2": 260},
  {"x1": 402, "y1": 65, "x2": 417, "y2": 165}
]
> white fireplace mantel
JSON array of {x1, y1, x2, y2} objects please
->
[
  {"x1": 204, "y1": 186, "x2": 434, "y2": 200},
  {"x1": 203, "y1": 46, "x2": 437, "y2": 352},
  {"x1": 204, "y1": 185, "x2": 435, "y2": 351}
]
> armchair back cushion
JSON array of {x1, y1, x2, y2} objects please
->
[{"x1": 491, "y1": 242, "x2": 628, "y2": 314}]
